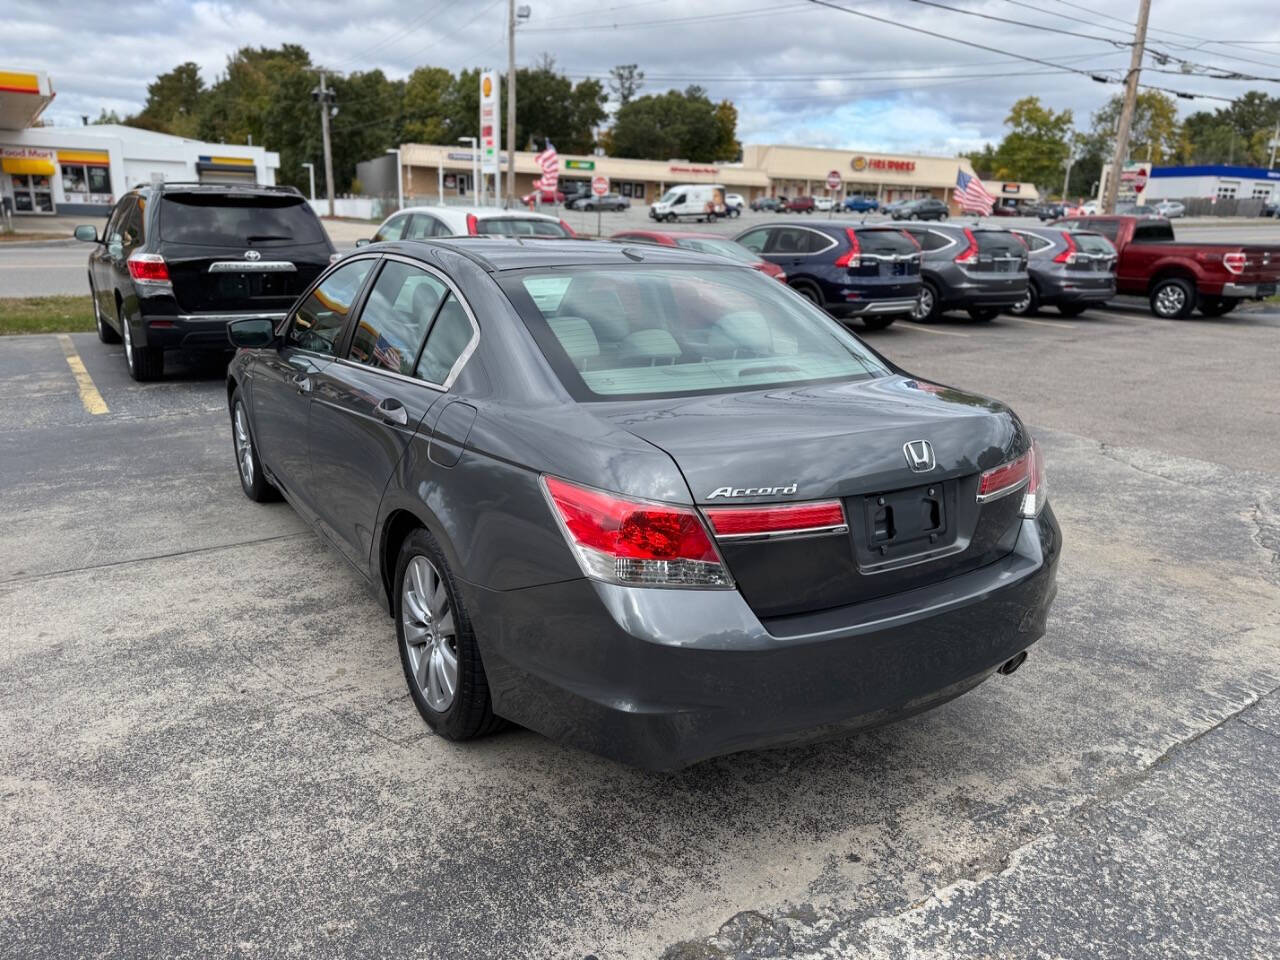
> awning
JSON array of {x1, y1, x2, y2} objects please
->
[
  {"x1": 57, "y1": 149, "x2": 110, "y2": 165},
  {"x1": 2, "y1": 156, "x2": 55, "y2": 175}
]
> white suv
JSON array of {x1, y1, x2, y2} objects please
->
[{"x1": 365, "y1": 206, "x2": 574, "y2": 243}]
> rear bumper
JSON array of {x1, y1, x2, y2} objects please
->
[
  {"x1": 933, "y1": 270, "x2": 1027, "y2": 309},
  {"x1": 831, "y1": 296, "x2": 920, "y2": 318},
  {"x1": 1038, "y1": 275, "x2": 1116, "y2": 304},
  {"x1": 1221, "y1": 281, "x2": 1278, "y2": 298},
  {"x1": 466, "y1": 507, "x2": 1061, "y2": 770},
  {"x1": 139, "y1": 310, "x2": 287, "y2": 349}
]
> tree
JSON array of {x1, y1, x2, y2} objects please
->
[
  {"x1": 1181, "y1": 91, "x2": 1280, "y2": 165},
  {"x1": 962, "y1": 97, "x2": 1072, "y2": 189},
  {"x1": 607, "y1": 86, "x2": 739, "y2": 162},
  {"x1": 1090, "y1": 90, "x2": 1181, "y2": 165},
  {"x1": 92, "y1": 109, "x2": 125, "y2": 125},
  {"x1": 130, "y1": 62, "x2": 205, "y2": 137},
  {"x1": 609, "y1": 64, "x2": 644, "y2": 107},
  {"x1": 401, "y1": 66, "x2": 454, "y2": 144}
]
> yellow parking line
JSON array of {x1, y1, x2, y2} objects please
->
[
  {"x1": 56, "y1": 334, "x2": 109, "y2": 415},
  {"x1": 900, "y1": 322, "x2": 971, "y2": 338}
]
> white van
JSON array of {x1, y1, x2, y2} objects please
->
[{"x1": 649, "y1": 184, "x2": 726, "y2": 222}]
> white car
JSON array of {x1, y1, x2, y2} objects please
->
[
  {"x1": 1153, "y1": 199, "x2": 1185, "y2": 218},
  {"x1": 813, "y1": 196, "x2": 835, "y2": 212},
  {"x1": 364, "y1": 205, "x2": 574, "y2": 244},
  {"x1": 724, "y1": 193, "x2": 745, "y2": 217}
]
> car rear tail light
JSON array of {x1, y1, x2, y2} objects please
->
[
  {"x1": 834, "y1": 228, "x2": 861, "y2": 268},
  {"x1": 704, "y1": 501, "x2": 847, "y2": 540},
  {"x1": 953, "y1": 228, "x2": 979, "y2": 264},
  {"x1": 558, "y1": 219, "x2": 577, "y2": 237},
  {"x1": 542, "y1": 476, "x2": 732, "y2": 588},
  {"x1": 976, "y1": 438, "x2": 1047, "y2": 517},
  {"x1": 1053, "y1": 231, "x2": 1079, "y2": 264},
  {"x1": 1223, "y1": 251, "x2": 1246, "y2": 275},
  {"x1": 126, "y1": 252, "x2": 173, "y2": 294},
  {"x1": 466, "y1": 213, "x2": 479, "y2": 235}
]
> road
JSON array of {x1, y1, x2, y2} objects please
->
[
  {"x1": 2, "y1": 211, "x2": 1277, "y2": 298},
  {"x1": 2, "y1": 301, "x2": 1278, "y2": 958}
]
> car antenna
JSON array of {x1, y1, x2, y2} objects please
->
[{"x1": 621, "y1": 247, "x2": 645, "y2": 262}]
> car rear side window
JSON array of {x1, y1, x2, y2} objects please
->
[
  {"x1": 1133, "y1": 221, "x2": 1175, "y2": 242},
  {"x1": 476, "y1": 218, "x2": 570, "y2": 237},
  {"x1": 769, "y1": 228, "x2": 832, "y2": 255},
  {"x1": 287, "y1": 259, "x2": 375, "y2": 355},
  {"x1": 736, "y1": 229, "x2": 770, "y2": 253},
  {"x1": 158, "y1": 193, "x2": 326, "y2": 247},
  {"x1": 1014, "y1": 231, "x2": 1053, "y2": 252},
  {"x1": 375, "y1": 214, "x2": 409, "y2": 242},
  {"x1": 415, "y1": 294, "x2": 476, "y2": 385},
  {"x1": 911, "y1": 229, "x2": 952, "y2": 252},
  {"x1": 500, "y1": 265, "x2": 889, "y2": 401},
  {"x1": 347, "y1": 261, "x2": 448, "y2": 376}
]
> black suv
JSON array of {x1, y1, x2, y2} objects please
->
[
  {"x1": 897, "y1": 222, "x2": 1028, "y2": 321},
  {"x1": 894, "y1": 197, "x2": 949, "y2": 221},
  {"x1": 77, "y1": 182, "x2": 335, "y2": 380}
]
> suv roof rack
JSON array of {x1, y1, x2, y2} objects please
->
[{"x1": 131, "y1": 181, "x2": 303, "y2": 197}]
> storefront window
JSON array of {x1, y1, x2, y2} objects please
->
[
  {"x1": 61, "y1": 164, "x2": 87, "y2": 193},
  {"x1": 88, "y1": 166, "x2": 111, "y2": 194}
]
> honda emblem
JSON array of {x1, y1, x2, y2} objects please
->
[{"x1": 903, "y1": 440, "x2": 936, "y2": 472}]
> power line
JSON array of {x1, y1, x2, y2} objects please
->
[{"x1": 906, "y1": 0, "x2": 1129, "y2": 47}]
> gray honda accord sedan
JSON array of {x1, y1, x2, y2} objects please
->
[{"x1": 225, "y1": 237, "x2": 1060, "y2": 770}]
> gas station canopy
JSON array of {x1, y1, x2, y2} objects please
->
[{"x1": 0, "y1": 70, "x2": 54, "y2": 132}]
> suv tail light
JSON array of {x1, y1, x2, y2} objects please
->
[
  {"x1": 953, "y1": 228, "x2": 979, "y2": 264},
  {"x1": 1053, "y1": 231, "x2": 1079, "y2": 264},
  {"x1": 542, "y1": 476, "x2": 732, "y2": 588},
  {"x1": 466, "y1": 213, "x2": 479, "y2": 235},
  {"x1": 126, "y1": 252, "x2": 173, "y2": 294},
  {"x1": 1223, "y1": 251, "x2": 1246, "y2": 275},
  {"x1": 834, "y1": 228, "x2": 862, "y2": 268},
  {"x1": 976, "y1": 438, "x2": 1047, "y2": 517},
  {"x1": 705, "y1": 501, "x2": 847, "y2": 540}
]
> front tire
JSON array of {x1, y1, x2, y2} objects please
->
[
  {"x1": 913, "y1": 281, "x2": 941, "y2": 322},
  {"x1": 395, "y1": 528, "x2": 502, "y2": 742},
  {"x1": 1150, "y1": 277, "x2": 1195, "y2": 319},
  {"x1": 231, "y1": 391, "x2": 279, "y2": 502}
]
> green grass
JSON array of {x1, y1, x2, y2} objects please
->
[
  {"x1": 0, "y1": 231, "x2": 69, "y2": 243},
  {"x1": 0, "y1": 295, "x2": 96, "y2": 335}
]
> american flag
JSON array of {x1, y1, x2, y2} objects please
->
[
  {"x1": 534, "y1": 140, "x2": 559, "y2": 191},
  {"x1": 954, "y1": 169, "x2": 996, "y2": 216}
]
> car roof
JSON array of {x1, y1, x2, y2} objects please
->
[
  {"x1": 371, "y1": 236, "x2": 742, "y2": 273},
  {"x1": 396, "y1": 205, "x2": 561, "y2": 223},
  {"x1": 133, "y1": 182, "x2": 303, "y2": 200}
]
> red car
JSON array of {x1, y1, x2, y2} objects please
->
[
  {"x1": 610, "y1": 230, "x2": 787, "y2": 282},
  {"x1": 784, "y1": 196, "x2": 816, "y2": 214},
  {"x1": 522, "y1": 189, "x2": 566, "y2": 207}
]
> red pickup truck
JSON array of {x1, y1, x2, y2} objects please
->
[{"x1": 1054, "y1": 215, "x2": 1279, "y2": 318}]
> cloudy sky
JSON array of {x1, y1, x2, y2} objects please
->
[{"x1": 9, "y1": 0, "x2": 1278, "y2": 155}]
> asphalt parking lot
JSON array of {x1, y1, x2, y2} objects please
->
[{"x1": 3, "y1": 298, "x2": 1280, "y2": 957}]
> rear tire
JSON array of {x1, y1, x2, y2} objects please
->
[
  {"x1": 91, "y1": 279, "x2": 121, "y2": 343},
  {"x1": 967, "y1": 307, "x2": 1000, "y2": 322},
  {"x1": 119, "y1": 300, "x2": 163, "y2": 381},
  {"x1": 395, "y1": 527, "x2": 503, "y2": 742},
  {"x1": 1149, "y1": 277, "x2": 1195, "y2": 319},
  {"x1": 1057, "y1": 303, "x2": 1089, "y2": 317},
  {"x1": 861, "y1": 315, "x2": 896, "y2": 330},
  {"x1": 1197, "y1": 296, "x2": 1238, "y2": 317}
]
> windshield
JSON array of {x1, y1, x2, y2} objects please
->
[
  {"x1": 658, "y1": 190, "x2": 679, "y2": 204},
  {"x1": 475, "y1": 217, "x2": 571, "y2": 237},
  {"x1": 158, "y1": 194, "x2": 326, "y2": 247},
  {"x1": 672, "y1": 236, "x2": 758, "y2": 264},
  {"x1": 499, "y1": 265, "x2": 890, "y2": 401}
]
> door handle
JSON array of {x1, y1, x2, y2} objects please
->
[
  {"x1": 374, "y1": 397, "x2": 408, "y2": 425},
  {"x1": 291, "y1": 372, "x2": 313, "y2": 394}
]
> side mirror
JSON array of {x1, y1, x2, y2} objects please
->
[
  {"x1": 74, "y1": 225, "x2": 99, "y2": 243},
  {"x1": 355, "y1": 238, "x2": 371, "y2": 247},
  {"x1": 226, "y1": 317, "x2": 278, "y2": 349}
]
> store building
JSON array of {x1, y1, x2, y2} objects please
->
[
  {"x1": 391, "y1": 141, "x2": 986, "y2": 211},
  {"x1": 983, "y1": 180, "x2": 1041, "y2": 210},
  {"x1": 1, "y1": 67, "x2": 279, "y2": 217},
  {"x1": 1139, "y1": 164, "x2": 1280, "y2": 204}
]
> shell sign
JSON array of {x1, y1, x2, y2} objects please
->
[{"x1": 482, "y1": 75, "x2": 493, "y2": 98}]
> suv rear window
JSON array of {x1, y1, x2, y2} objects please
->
[
  {"x1": 476, "y1": 217, "x2": 570, "y2": 237},
  {"x1": 1074, "y1": 233, "x2": 1116, "y2": 255},
  {"x1": 500, "y1": 265, "x2": 888, "y2": 401},
  {"x1": 158, "y1": 193, "x2": 326, "y2": 247},
  {"x1": 974, "y1": 230, "x2": 1025, "y2": 256},
  {"x1": 858, "y1": 229, "x2": 918, "y2": 256}
]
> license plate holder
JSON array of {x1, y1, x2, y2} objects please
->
[{"x1": 856, "y1": 480, "x2": 958, "y2": 571}]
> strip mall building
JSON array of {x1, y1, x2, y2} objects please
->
[
  {"x1": 1, "y1": 68, "x2": 278, "y2": 217},
  {"x1": 390, "y1": 142, "x2": 1037, "y2": 210}
]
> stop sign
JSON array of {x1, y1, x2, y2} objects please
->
[
  {"x1": 591, "y1": 175, "x2": 609, "y2": 197},
  {"x1": 826, "y1": 169, "x2": 842, "y2": 191},
  {"x1": 1133, "y1": 168, "x2": 1148, "y2": 194}
]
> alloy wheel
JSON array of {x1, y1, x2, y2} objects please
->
[
  {"x1": 1010, "y1": 291, "x2": 1032, "y2": 315},
  {"x1": 1155, "y1": 284, "x2": 1186, "y2": 317},
  {"x1": 122, "y1": 312, "x2": 133, "y2": 367},
  {"x1": 402, "y1": 555, "x2": 458, "y2": 712},
  {"x1": 914, "y1": 287, "x2": 934, "y2": 320},
  {"x1": 233, "y1": 402, "x2": 255, "y2": 485}
]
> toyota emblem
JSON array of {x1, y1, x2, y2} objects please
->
[{"x1": 244, "y1": 249, "x2": 262, "y2": 261}]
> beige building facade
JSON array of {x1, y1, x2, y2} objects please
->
[{"x1": 395, "y1": 142, "x2": 998, "y2": 211}]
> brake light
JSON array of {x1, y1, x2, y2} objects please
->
[
  {"x1": 466, "y1": 213, "x2": 479, "y2": 235},
  {"x1": 954, "y1": 228, "x2": 979, "y2": 264},
  {"x1": 127, "y1": 253, "x2": 169, "y2": 282},
  {"x1": 542, "y1": 476, "x2": 731, "y2": 587},
  {"x1": 1053, "y1": 232, "x2": 1079, "y2": 264},
  {"x1": 704, "y1": 501, "x2": 847, "y2": 539},
  {"x1": 834, "y1": 228, "x2": 861, "y2": 268},
  {"x1": 976, "y1": 438, "x2": 1047, "y2": 517},
  {"x1": 1223, "y1": 251, "x2": 1246, "y2": 275},
  {"x1": 558, "y1": 219, "x2": 577, "y2": 238}
]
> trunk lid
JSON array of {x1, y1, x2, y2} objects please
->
[{"x1": 593, "y1": 374, "x2": 1028, "y2": 618}]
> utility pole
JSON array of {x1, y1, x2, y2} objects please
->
[
  {"x1": 317, "y1": 73, "x2": 336, "y2": 218},
  {"x1": 1269, "y1": 120, "x2": 1279, "y2": 169},
  {"x1": 1103, "y1": 0, "x2": 1151, "y2": 214},
  {"x1": 1062, "y1": 152, "x2": 1075, "y2": 201},
  {"x1": 506, "y1": 0, "x2": 517, "y2": 207}
]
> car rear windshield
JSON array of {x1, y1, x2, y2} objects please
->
[
  {"x1": 498, "y1": 265, "x2": 889, "y2": 401},
  {"x1": 1074, "y1": 232, "x2": 1116, "y2": 255},
  {"x1": 475, "y1": 217, "x2": 571, "y2": 237},
  {"x1": 974, "y1": 230, "x2": 1024, "y2": 256},
  {"x1": 671, "y1": 236, "x2": 758, "y2": 264},
  {"x1": 157, "y1": 193, "x2": 326, "y2": 247},
  {"x1": 858, "y1": 229, "x2": 919, "y2": 256}
]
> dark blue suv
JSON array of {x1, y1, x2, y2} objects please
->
[{"x1": 734, "y1": 221, "x2": 921, "y2": 329}]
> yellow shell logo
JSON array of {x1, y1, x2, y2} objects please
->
[
  {"x1": 851, "y1": 155, "x2": 868, "y2": 172},
  {"x1": 482, "y1": 76, "x2": 493, "y2": 97}
]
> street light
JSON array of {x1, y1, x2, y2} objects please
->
[
  {"x1": 458, "y1": 136, "x2": 478, "y2": 202},
  {"x1": 301, "y1": 162, "x2": 316, "y2": 202},
  {"x1": 386, "y1": 148, "x2": 403, "y2": 212}
]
